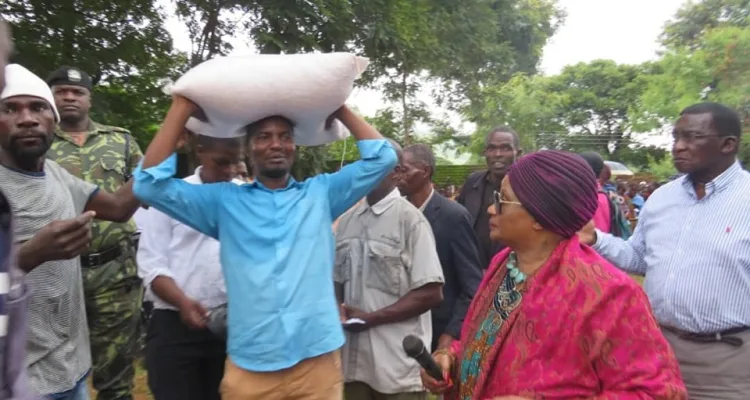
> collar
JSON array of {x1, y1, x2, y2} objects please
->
[
  {"x1": 358, "y1": 188, "x2": 402, "y2": 216},
  {"x1": 54, "y1": 119, "x2": 100, "y2": 146},
  {"x1": 681, "y1": 160, "x2": 742, "y2": 198},
  {"x1": 247, "y1": 176, "x2": 301, "y2": 191},
  {"x1": 55, "y1": 118, "x2": 97, "y2": 136},
  {"x1": 419, "y1": 188, "x2": 435, "y2": 212},
  {"x1": 187, "y1": 166, "x2": 245, "y2": 185}
]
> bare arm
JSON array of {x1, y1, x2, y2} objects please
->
[
  {"x1": 361, "y1": 282, "x2": 443, "y2": 328},
  {"x1": 151, "y1": 276, "x2": 192, "y2": 309},
  {"x1": 335, "y1": 105, "x2": 383, "y2": 141},
  {"x1": 85, "y1": 180, "x2": 140, "y2": 222},
  {"x1": 142, "y1": 97, "x2": 195, "y2": 169}
]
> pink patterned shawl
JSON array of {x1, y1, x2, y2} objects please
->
[{"x1": 448, "y1": 237, "x2": 687, "y2": 400}]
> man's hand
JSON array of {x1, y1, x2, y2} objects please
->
[
  {"x1": 341, "y1": 304, "x2": 370, "y2": 333},
  {"x1": 436, "y1": 333, "x2": 454, "y2": 350},
  {"x1": 173, "y1": 95, "x2": 200, "y2": 115},
  {"x1": 178, "y1": 297, "x2": 209, "y2": 330},
  {"x1": 325, "y1": 106, "x2": 346, "y2": 130},
  {"x1": 19, "y1": 212, "x2": 95, "y2": 271},
  {"x1": 338, "y1": 303, "x2": 348, "y2": 323},
  {"x1": 577, "y1": 220, "x2": 596, "y2": 245},
  {"x1": 420, "y1": 350, "x2": 454, "y2": 394}
]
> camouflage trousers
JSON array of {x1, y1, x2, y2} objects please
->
[{"x1": 83, "y1": 250, "x2": 143, "y2": 400}]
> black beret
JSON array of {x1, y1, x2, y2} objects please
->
[{"x1": 46, "y1": 66, "x2": 93, "y2": 91}]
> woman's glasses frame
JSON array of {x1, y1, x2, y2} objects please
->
[{"x1": 493, "y1": 190, "x2": 523, "y2": 213}]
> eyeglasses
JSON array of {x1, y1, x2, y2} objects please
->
[
  {"x1": 671, "y1": 132, "x2": 720, "y2": 143},
  {"x1": 493, "y1": 190, "x2": 522, "y2": 213}
]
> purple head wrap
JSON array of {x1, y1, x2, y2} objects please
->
[{"x1": 507, "y1": 150, "x2": 599, "y2": 238}]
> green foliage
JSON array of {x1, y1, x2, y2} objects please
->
[
  {"x1": 3, "y1": 0, "x2": 187, "y2": 146},
  {"x1": 432, "y1": 164, "x2": 485, "y2": 186},
  {"x1": 740, "y1": 133, "x2": 750, "y2": 166},
  {"x1": 349, "y1": 0, "x2": 563, "y2": 143},
  {"x1": 635, "y1": 26, "x2": 750, "y2": 129},
  {"x1": 326, "y1": 136, "x2": 361, "y2": 163},
  {"x1": 611, "y1": 144, "x2": 669, "y2": 171},
  {"x1": 465, "y1": 73, "x2": 561, "y2": 155},
  {"x1": 660, "y1": 0, "x2": 750, "y2": 49},
  {"x1": 646, "y1": 154, "x2": 677, "y2": 181},
  {"x1": 465, "y1": 60, "x2": 649, "y2": 156}
]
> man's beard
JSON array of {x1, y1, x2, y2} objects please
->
[
  {"x1": 7, "y1": 136, "x2": 52, "y2": 169},
  {"x1": 260, "y1": 166, "x2": 289, "y2": 180}
]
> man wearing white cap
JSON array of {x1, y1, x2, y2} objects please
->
[
  {"x1": 0, "y1": 64, "x2": 142, "y2": 400},
  {"x1": 0, "y1": 20, "x2": 42, "y2": 400}
]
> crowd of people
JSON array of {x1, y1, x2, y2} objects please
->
[{"x1": 1, "y1": 18, "x2": 749, "y2": 400}]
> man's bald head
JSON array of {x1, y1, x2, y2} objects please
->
[{"x1": 0, "y1": 20, "x2": 13, "y2": 94}]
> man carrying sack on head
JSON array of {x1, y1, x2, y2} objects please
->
[
  {"x1": 45, "y1": 66, "x2": 143, "y2": 400},
  {"x1": 133, "y1": 95, "x2": 397, "y2": 399}
]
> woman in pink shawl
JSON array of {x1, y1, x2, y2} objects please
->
[{"x1": 421, "y1": 151, "x2": 686, "y2": 400}]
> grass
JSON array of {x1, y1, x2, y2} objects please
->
[
  {"x1": 90, "y1": 274, "x2": 644, "y2": 399},
  {"x1": 88, "y1": 363, "x2": 152, "y2": 400}
]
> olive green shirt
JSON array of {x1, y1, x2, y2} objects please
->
[{"x1": 46, "y1": 120, "x2": 143, "y2": 252}]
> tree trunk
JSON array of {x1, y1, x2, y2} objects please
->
[{"x1": 401, "y1": 71, "x2": 409, "y2": 144}]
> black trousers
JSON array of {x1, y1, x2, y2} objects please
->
[{"x1": 145, "y1": 309, "x2": 226, "y2": 400}]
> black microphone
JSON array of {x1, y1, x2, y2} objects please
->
[{"x1": 402, "y1": 335, "x2": 444, "y2": 382}]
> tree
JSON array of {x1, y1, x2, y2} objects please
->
[
  {"x1": 611, "y1": 144, "x2": 669, "y2": 171},
  {"x1": 465, "y1": 60, "x2": 649, "y2": 156},
  {"x1": 661, "y1": 0, "x2": 750, "y2": 49},
  {"x1": 640, "y1": 26, "x2": 750, "y2": 119},
  {"x1": 646, "y1": 154, "x2": 678, "y2": 181},
  {"x1": 545, "y1": 60, "x2": 649, "y2": 154},
  {"x1": 2, "y1": 0, "x2": 186, "y2": 146},
  {"x1": 464, "y1": 73, "x2": 562, "y2": 154},
  {"x1": 173, "y1": 0, "x2": 563, "y2": 148},
  {"x1": 635, "y1": 25, "x2": 750, "y2": 170}
]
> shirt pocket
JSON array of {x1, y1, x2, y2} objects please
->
[
  {"x1": 334, "y1": 241, "x2": 352, "y2": 284},
  {"x1": 366, "y1": 240, "x2": 402, "y2": 296},
  {"x1": 98, "y1": 155, "x2": 128, "y2": 185}
]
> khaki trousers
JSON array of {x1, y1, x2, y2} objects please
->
[
  {"x1": 220, "y1": 351, "x2": 343, "y2": 400},
  {"x1": 662, "y1": 328, "x2": 750, "y2": 400}
]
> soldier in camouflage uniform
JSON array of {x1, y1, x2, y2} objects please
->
[{"x1": 45, "y1": 66, "x2": 142, "y2": 400}]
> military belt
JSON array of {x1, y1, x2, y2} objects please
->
[{"x1": 81, "y1": 244, "x2": 122, "y2": 268}]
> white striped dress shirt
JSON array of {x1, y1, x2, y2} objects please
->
[{"x1": 594, "y1": 161, "x2": 750, "y2": 334}]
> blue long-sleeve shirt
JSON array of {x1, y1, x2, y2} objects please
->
[{"x1": 133, "y1": 139, "x2": 397, "y2": 372}]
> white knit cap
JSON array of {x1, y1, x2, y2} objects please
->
[{"x1": 1, "y1": 64, "x2": 60, "y2": 122}]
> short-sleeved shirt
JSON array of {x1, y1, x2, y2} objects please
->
[
  {"x1": 0, "y1": 160, "x2": 98, "y2": 395},
  {"x1": 47, "y1": 120, "x2": 142, "y2": 252},
  {"x1": 334, "y1": 188, "x2": 445, "y2": 394}
]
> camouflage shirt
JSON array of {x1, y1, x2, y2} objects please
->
[{"x1": 46, "y1": 120, "x2": 143, "y2": 253}]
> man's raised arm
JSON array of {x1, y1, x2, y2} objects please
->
[
  {"x1": 323, "y1": 106, "x2": 398, "y2": 219},
  {"x1": 131, "y1": 97, "x2": 223, "y2": 239}
]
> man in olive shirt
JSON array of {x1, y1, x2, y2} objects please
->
[{"x1": 45, "y1": 67, "x2": 142, "y2": 400}]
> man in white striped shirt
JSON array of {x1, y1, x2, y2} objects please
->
[{"x1": 581, "y1": 102, "x2": 750, "y2": 399}]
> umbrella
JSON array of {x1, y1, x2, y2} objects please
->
[{"x1": 604, "y1": 161, "x2": 634, "y2": 177}]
